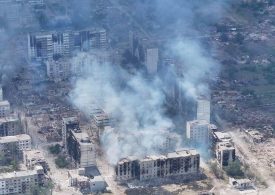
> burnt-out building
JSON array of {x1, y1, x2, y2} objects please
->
[
  {"x1": 62, "y1": 117, "x2": 95, "y2": 168},
  {"x1": 67, "y1": 129, "x2": 95, "y2": 168},
  {"x1": 115, "y1": 149, "x2": 200, "y2": 181},
  {"x1": 216, "y1": 142, "x2": 236, "y2": 167},
  {"x1": 211, "y1": 131, "x2": 236, "y2": 167},
  {"x1": 0, "y1": 115, "x2": 21, "y2": 137},
  {"x1": 28, "y1": 29, "x2": 107, "y2": 61},
  {"x1": 62, "y1": 117, "x2": 79, "y2": 151},
  {"x1": 115, "y1": 156, "x2": 140, "y2": 181}
]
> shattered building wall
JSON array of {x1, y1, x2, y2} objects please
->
[
  {"x1": 0, "y1": 115, "x2": 21, "y2": 137},
  {"x1": 62, "y1": 117, "x2": 79, "y2": 151},
  {"x1": 115, "y1": 149, "x2": 200, "y2": 181},
  {"x1": 216, "y1": 141, "x2": 235, "y2": 167},
  {"x1": 28, "y1": 29, "x2": 107, "y2": 61},
  {"x1": 65, "y1": 125, "x2": 95, "y2": 168}
]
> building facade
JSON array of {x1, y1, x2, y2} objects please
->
[
  {"x1": 116, "y1": 149, "x2": 200, "y2": 181},
  {"x1": 62, "y1": 117, "x2": 79, "y2": 152},
  {"x1": 186, "y1": 120, "x2": 211, "y2": 146},
  {"x1": 197, "y1": 99, "x2": 211, "y2": 123},
  {"x1": 46, "y1": 58, "x2": 71, "y2": 82},
  {"x1": 23, "y1": 149, "x2": 48, "y2": 172},
  {"x1": 0, "y1": 115, "x2": 21, "y2": 137},
  {"x1": 0, "y1": 101, "x2": 10, "y2": 118},
  {"x1": 62, "y1": 117, "x2": 95, "y2": 167},
  {"x1": 67, "y1": 130, "x2": 95, "y2": 168},
  {"x1": 0, "y1": 134, "x2": 31, "y2": 151},
  {"x1": 28, "y1": 29, "x2": 107, "y2": 61},
  {"x1": 216, "y1": 141, "x2": 235, "y2": 167},
  {"x1": 145, "y1": 48, "x2": 159, "y2": 74},
  {"x1": 0, "y1": 166, "x2": 44, "y2": 195}
]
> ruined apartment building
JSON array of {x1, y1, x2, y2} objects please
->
[
  {"x1": 0, "y1": 134, "x2": 31, "y2": 151},
  {"x1": 62, "y1": 117, "x2": 96, "y2": 167},
  {"x1": 0, "y1": 100, "x2": 10, "y2": 118},
  {"x1": 216, "y1": 141, "x2": 235, "y2": 167},
  {"x1": 0, "y1": 99, "x2": 21, "y2": 137},
  {"x1": 0, "y1": 115, "x2": 21, "y2": 137},
  {"x1": 0, "y1": 166, "x2": 44, "y2": 195},
  {"x1": 46, "y1": 51, "x2": 111, "y2": 82},
  {"x1": 28, "y1": 29, "x2": 107, "y2": 61},
  {"x1": 211, "y1": 131, "x2": 236, "y2": 167},
  {"x1": 62, "y1": 117, "x2": 79, "y2": 151},
  {"x1": 116, "y1": 149, "x2": 200, "y2": 181}
]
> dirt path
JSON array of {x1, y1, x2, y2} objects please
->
[{"x1": 229, "y1": 130, "x2": 275, "y2": 195}]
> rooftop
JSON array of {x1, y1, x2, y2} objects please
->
[
  {"x1": 23, "y1": 149, "x2": 44, "y2": 159},
  {"x1": 217, "y1": 141, "x2": 235, "y2": 150},
  {"x1": 118, "y1": 149, "x2": 199, "y2": 164},
  {"x1": 118, "y1": 156, "x2": 138, "y2": 164},
  {"x1": 213, "y1": 131, "x2": 232, "y2": 142},
  {"x1": 187, "y1": 120, "x2": 209, "y2": 127},
  {"x1": 0, "y1": 134, "x2": 31, "y2": 144},
  {"x1": 72, "y1": 131, "x2": 93, "y2": 145},
  {"x1": 167, "y1": 149, "x2": 199, "y2": 158},
  {"x1": 0, "y1": 169, "x2": 39, "y2": 180},
  {"x1": 141, "y1": 155, "x2": 166, "y2": 162},
  {"x1": 0, "y1": 115, "x2": 19, "y2": 124},
  {"x1": 0, "y1": 100, "x2": 10, "y2": 107}
]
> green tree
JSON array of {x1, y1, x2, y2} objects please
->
[
  {"x1": 210, "y1": 161, "x2": 224, "y2": 179},
  {"x1": 48, "y1": 144, "x2": 61, "y2": 155},
  {"x1": 55, "y1": 156, "x2": 69, "y2": 168},
  {"x1": 224, "y1": 160, "x2": 244, "y2": 178}
]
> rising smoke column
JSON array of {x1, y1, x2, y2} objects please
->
[
  {"x1": 170, "y1": 38, "x2": 220, "y2": 99},
  {"x1": 69, "y1": 0, "x2": 233, "y2": 163},
  {"x1": 70, "y1": 53, "x2": 177, "y2": 163}
]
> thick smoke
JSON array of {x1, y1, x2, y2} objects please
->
[
  {"x1": 69, "y1": 0, "x2": 232, "y2": 163},
  {"x1": 0, "y1": 2, "x2": 39, "y2": 84},
  {"x1": 70, "y1": 53, "x2": 178, "y2": 163},
  {"x1": 170, "y1": 38, "x2": 220, "y2": 99}
]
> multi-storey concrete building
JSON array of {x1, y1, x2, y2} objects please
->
[
  {"x1": 45, "y1": 50, "x2": 111, "y2": 82},
  {"x1": 0, "y1": 134, "x2": 31, "y2": 151},
  {"x1": 68, "y1": 168, "x2": 107, "y2": 193},
  {"x1": 0, "y1": 101, "x2": 10, "y2": 118},
  {"x1": 186, "y1": 120, "x2": 211, "y2": 146},
  {"x1": 0, "y1": 0, "x2": 35, "y2": 28},
  {"x1": 62, "y1": 117, "x2": 95, "y2": 167},
  {"x1": 46, "y1": 58, "x2": 71, "y2": 82},
  {"x1": 197, "y1": 98, "x2": 211, "y2": 123},
  {"x1": 145, "y1": 48, "x2": 159, "y2": 74},
  {"x1": 0, "y1": 166, "x2": 44, "y2": 195},
  {"x1": 116, "y1": 149, "x2": 200, "y2": 181},
  {"x1": 93, "y1": 111, "x2": 113, "y2": 129},
  {"x1": 216, "y1": 141, "x2": 236, "y2": 167},
  {"x1": 67, "y1": 129, "x2": 96, "y2": 168},
  {"x1": 211, "y1": 130, "x2": 236, "y2": 167},
  {"x1": 0, "y1": 87, "x2": 3, "y2": 101},
  {"x1": 28, "y1": 29, "x2": 107, "y2": 61},
  {"x1": 23, "y1": 149, "x2": 48, "y2": 171},
  {"x1": 62, "y1": 117, "x2": 79, "y2": 151},
  {"x1": 0, "y1": 115, "x2": 21, "y2": 137}
]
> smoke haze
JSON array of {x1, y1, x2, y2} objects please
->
[
  {"x1": 70, "y1": 53, "x2": 177, "y2": 163},
  {"x1": 68, "y1": 0, "x2": 232, "y2": 163}
]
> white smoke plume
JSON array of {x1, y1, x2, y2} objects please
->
[
  {"x1": 170, "y1": 38, "x2": 220, "y2": 99},
  {"x1": 69, "y1": 0, "x2": 233, "y2": 163},
  {"x1": 70, "y1": 53, "x2": 179, "y2": 163}
]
